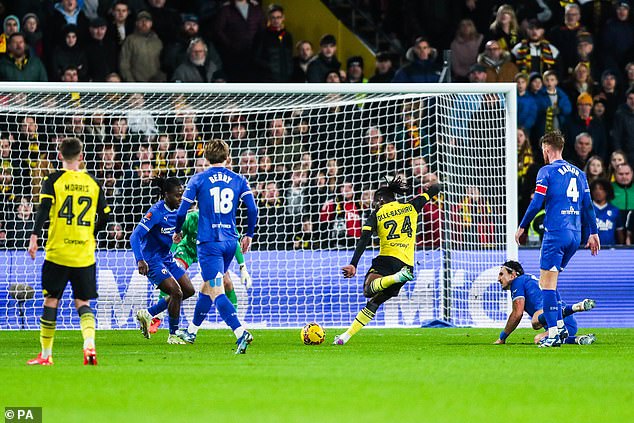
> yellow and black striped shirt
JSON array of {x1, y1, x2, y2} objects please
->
[
  {"x1": 361, "y1": 193, "x2": 432, "y2": 266},
  {"x1": 39, "y1": 169, "x2": 110, "y2": 267}
]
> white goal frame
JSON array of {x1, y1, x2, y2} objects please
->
[{"x1": 0, "y1": 82, "x2": 517, "y2": 329}]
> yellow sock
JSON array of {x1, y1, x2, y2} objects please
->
[
  {"x1": 369, "y1": 275, "x2": 397, "y2": 295},
  {"x1": 40, "y1": 318, "x2": 56, "y2": 358},
  {"x1": 345, "y1": 307, "x2": 376, "y2": 338},
  {"x1": 80, "y1": 312, "x2": 96, "y2": 349}
]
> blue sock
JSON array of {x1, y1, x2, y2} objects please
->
[
  {"x1": 214, "y1": 294, "x2": 241, "y2": 331},
  {"x1": 563, "y1": 305, "x2": 574, "y2": 317},
  {"x1": 538, "y1": 313, "x2": 547, "y2": 327},
  {"x1": 168, "y1": 315, "x2": 179, "y2": 335},
  {"x1": 542, "y1": 289, "x2": 559, "y2": 333},
  {"x1": 148, "y1": 298, "x2": 168, "y2": 317},
  {"x1": 564, "y1": 336, "x2": 577, "y2": 344},
  {"x1": 556, "y1": 291, "x2": 563, "y2": 321},
  {"x1": 192, "y1": 293, "x2": 213, "y2": 327}
]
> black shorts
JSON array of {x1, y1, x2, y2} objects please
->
[
  {"x1": 41, "y1": 260, "x2": 98, "y2": 300},
  {"x1": 365, "y1": 255, "x2": 413, "y2": 297}
]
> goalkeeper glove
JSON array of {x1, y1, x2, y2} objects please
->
[{"x1": 240, "y1": 264, "x2": 252, "y2": 289}]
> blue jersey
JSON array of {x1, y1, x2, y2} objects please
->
[
  {"x1": 593, "y1": 202, "x2": 622, "y2": 245},
  {"x1": 178, "y1": 166, "x2": 257, "y2": 241},
  {"x1": 130, "y1": 200, "x2": 178, "y2": 261},
  {"x1": 510, "y1": 274, "x2": 543, "y2": 317},
  {"x1": 520, "y1": 159, "x2": 598, "y2": 235}
]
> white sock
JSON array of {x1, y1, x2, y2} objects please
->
[
  {"x1": 187, "y1": 323, "x2": 200, "y2": 335},
  {"x1": 41, "y1": 348, "x2": 52, "y2": 359},
  {"x1": 340, "y1": 332, "x2": 351, "y2": 342},
  {"x1": 233, "y1": 326, "x2": 245, "y2": 339},
  {"x1": 83, "y1": 338, "x2": 95, "y2": 349},
  {"x1": 557, "y1": 320, "x2": 564, "y2": 330},
  {"x1": 548, "y1": 326, "x2": 558, "y2": 338},
  {"x1": 572, "y1": 301, "x2": 583, "y2": 312}
]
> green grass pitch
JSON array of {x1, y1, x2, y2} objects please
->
[{"x1": 2, "y1": 328, "x2": 634, "y2": 423}]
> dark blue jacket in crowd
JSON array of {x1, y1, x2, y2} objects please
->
[
  {"x1": 392, "y1": 58, "x2": 441, "y2": 83},
  {"x1": 533, "y1": 86, "x2": 572, "y2": 139},
  {"x1": 564, "y1": 114, "x2": 608, "y2": 160},
  {"x1": 518, "y1": 91, "x2": 538, "y2": 133}
]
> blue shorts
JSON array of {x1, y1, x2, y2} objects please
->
[
  {"x1": 564, "y1": 314, "x2": 578, "y2": 337},
  {"x1": 146, "y1": 254, "x2": 186, "y2": 287},
  {"x1": 540, "y1": 231, "x2": 581, "y2": 272},
  {"x1": 198, "y1": 240, "x2": 237, "y2": 285}
]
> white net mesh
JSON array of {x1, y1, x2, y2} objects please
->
[{"x1": 0, "y1": 84, "x2": 515, "y2": 329}]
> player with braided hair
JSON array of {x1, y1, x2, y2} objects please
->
[
  {"x1": 131, "y1": 177, "x2": 195, "y2": 344},
  {"x1": 334, "y1": 176, "x2": 440, "y2": 345}
]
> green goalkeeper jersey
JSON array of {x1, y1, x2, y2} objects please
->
[
  {"x1": 171, "y1": 210, "x2": 245, "y2": 266},
  {"x1": 171, "y1": 210, "x2": 199, "y2": 260}
]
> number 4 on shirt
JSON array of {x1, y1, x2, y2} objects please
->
[{"x1": 566, "y1": 178, "x2": 579, "y2": 203}]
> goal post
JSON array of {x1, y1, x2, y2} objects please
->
[{"x1": 0, "y1": 82, "x2": 517, "y2": 330}]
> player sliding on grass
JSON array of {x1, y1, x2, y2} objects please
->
[
  {"x1": 496, "y1": 260, "x2": 596, "y2": 345},
  {"x1": 335, "y1": 176, "x2": 439, "y2": 345},
  {"x1": 27, "y1": 137, "x2": 111, "y2": 366},
  {"x1": 131, "y1": 177, "x2": 195, "y2": 344},
  {"x1": 516, "y1": 130, "x2": 600, "y2": 347},
  {"x1": 175, "y1": 139, "x2": 258, "y2": 354},
  {"x1": 148, "y1": 208, "x2": 252, "y2": 340}
]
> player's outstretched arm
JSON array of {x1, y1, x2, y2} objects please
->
[
  {"x1": 495, "y1": 298, "x2": 525, "y2": 344},
  {"x1": 411, "y1": 183, "x2": 441, "y2": 212},
  {"x1": 28, "y1": 197, "x2": 53, "y2": 259}
]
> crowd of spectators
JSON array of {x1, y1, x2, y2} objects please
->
[{"x1": 0, "y1": 0, "x2": 632, "y2": 248}]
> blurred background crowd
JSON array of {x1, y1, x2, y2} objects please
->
[{"x1": 0, "y1": 0, "x2": 632, "y2": 249}]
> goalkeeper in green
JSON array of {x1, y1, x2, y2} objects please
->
[{"x1": 148, "y1": 209, "x2": 252, "y2": 336}]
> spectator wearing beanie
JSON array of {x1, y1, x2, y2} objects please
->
[
  {"x1": 306, "y1": 34, "x2": 341, "y2": 83},
  {"x1": 564, "y1": 92, "x2": 608, "y2": 160},
  {"x1": 0, "y1": 15, "x2": 20, "y2": 54},
  {"x1": 369, "y1": 52, "x2": 395, "y2": 83},
  {"x1": 22, "y1": 13, "x2": 43, "y2": 59},
  {"x1": 346, "y1": 56, "x2": 366, "y2": 83},
  {"x1": 596, "y1": 69, "x2": 622, "y2": 131},
  {"x1": 601, "y1": 1, "x2": 634, "y2": 81},
  {"x1": 85, "y1": 17, "x2": 119, "y2": 81},
  {"x1": 51, "y1": 24, "x2": 89, "y2": 81},
  {"x1": 119, "y1": 11, "x2": 164, "y2": 82},
  {"x1": 162, "y1": 14, "x2": 223, "y2": 80}
]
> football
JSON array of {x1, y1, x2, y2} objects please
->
[{"x1": 301, "y1": 322, "x2": 326, "y2": 345}]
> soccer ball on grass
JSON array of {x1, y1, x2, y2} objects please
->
[{"x1": 301, "y1": 322, "x2": 325, "y2": 345}]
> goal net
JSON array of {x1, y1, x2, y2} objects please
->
[{"x1": 0, "y1": 83, "x2": 517, "y2": 330}]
